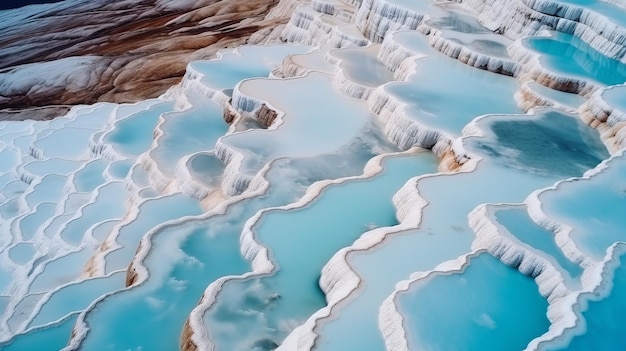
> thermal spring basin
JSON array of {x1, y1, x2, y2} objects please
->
[{"x1": 398, "y1": 252, "x2": 550, "y2": 351}]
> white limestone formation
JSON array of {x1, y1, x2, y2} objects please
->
[
  {"x1": 191, "y1": 149, "x2": 429, "y2": 351},
  {"x1": 277, "y1": 185, "x2": 430, "y2": 350},
  {"x1": 282, "y1": 6, "x2": 369, "y2": 47},
  {"x1": 378, "y1": 252, "x2": 478, "y2": 351},
  {"x1": 458, "y1": 0, "x2": 626, "y2": 62},
  {"x1": 427, "y1": 33, "x2": 520, "y2": 75},
  {"x1": 525, "y1": 242, "x2": 626, "y2": 351},
  {"x1": 579, "y1": 84, "x2": 626, "y2": 152},
  {"x1": 367, "y1": 80, "x2": 455, "y2": 156},
  {"x1": 525, "y1": 151, "x2": 623, "y2": 272},
  {"x1": 312, "y1": 0, "x2": 357, "y2": 21},
  {"x1": 469, "y1": 204, "x2": 574, "y2": 302},
  {"x1": 353, "y1": 0, "x2": 435, "y2": 42},
  {"x1": 514, "y1": 81, "x2": 585, "y2": 114},
  {"x1": 508, "y1": 37, "x2": 601, "y2": 95}
]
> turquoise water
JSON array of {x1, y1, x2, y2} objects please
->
[
  {"x1": 24, "y1": 174, "x2": 67, "y2": 209},
  {"x1": 524, "y1": 32, "x2": 626, "y2": 86},
  {"x1": 62, "y1": 193, "x2": 91, "y2": 214},
  {"x1": 543, "y1": 244, "x2": 626, "y2": 350},
  {"x1": 187, "y1": 152, "x2": 225, "y2": 188},
  {"x1": 0, "y1": 4, "x2": 625, "y2": 349},
  {"x1": 315, "y1": 224, "x2": 475, "y2": 351},
  {"x1": 128, "y1": 163, "x2": 151, "y2": 189},
  {"x1": 399, "y1": 253, "x2": 550, "y2": 351},
  {"x1": 41, "y1": 117, "x2": 69, "y2": 134},
  {"x1": 42, "y1": 213, "x2": 73, "y2": 238},
  {"x1": 531, "y1": 0, "x2": 626, "y2": 26},
  {"x1": 526, "y1": 81, "x2": 586, "y2": 109},
  {"x1": 32, "y1": 127, "x2": 94, "y2": 160},
  {"x1": 107, "y1": 159, "x2": 133, "y2": 179},
  {"x1": 59, "y1": 181, "x2": 129, "y2": 245},
  {"x1": 105, "y1": 101, "x2": 174, "y2": 157},
  {"x1": 0, "y1": 173, "x2": 15, "y2": 192},
  {"x1": 288, "y1": 50, "x2": 336, "y2": 74},
  {"x1": 427, "y1": 8, "x2": 511, "y2": 58},
  {"x1": 72, "y1": 159, "x2": 106, "y2": 192},
  {"x1": 150, "y1": 93, "x2": 226, "y2": 177},
  {"x1": 189, "y1": 45, "x2": 310, "y2": 92},
  {"x1": 0, "y1": 313, "x2": 79, "y2": 351},
  {"x1": 6, "y1": 293, "x2": 47, "y2": 331},
  {"x1": 222, "y1": 72, "x2": 371, "y2": 180},
  {"x1": 29, "y1": 248, "x2": 98, "y2": 294},
  {"x1": 0, "y1": 183, "x2": 27, "y2": 219},
  {"x1": 312, "y1": 110, "x2": 607, "y2": 351},
  {"x1": 13, "y1": 132, "x2": 40, "y2": 155},
  {"x1": 103, "y1": 193, "x2": 204, "y2": 273},
  {"x1": 205, "y1": 151, "x2": 438, "y2": 350},
  {"x1": 8, "y1": 242, "x2": 36, "y2": 265},
  {"x1": 0, "y1": 147, "x2": 18, "y2": 173},
  {"x1": 40, "y1": 211, "x2": 74, "y2": 238},
  {"x1": 90, "y1": 219, "x2": 119, "y2": 242},
  {"x1": 427, "y1": 8, "x2": 489, "y2": 34},
  {"x1": 23, "y1": 158, "x2": 82, "y2": 177},
  {"x1": 27, "y1": 272, "x2": 126, "y2": 329},
  {"x1": 64, "y1": 104, "x2": 115, "y2": 131},
  {"x1": 19, "y1": 202, "x2": 55, "y2": 240},
  {"x1": 493, "y1": 205, "x2": 583, "y2": 284},
  {"x1": 386, "y1": 32, "x2": 521, "y2": 136},
  {"x1": 0, "y1": 121, "x2": 35, "y2": 138},
  {"x1": 538, "y1": 153, "x2": 626, "y2": 260},
  {"x1": 331, "y1": 45, "x2": 395, "y2": 86},
  {"x1": 76, "y1": 153, "x2": 378, "y2": 351},
  {"x1": 601, "y1": 84, "x2": 626, "y2": 113},
  {"x1": 468, "y1": 110, "x2": 609, "y2": 178},
  {"x1": 77, "y1": 221, "x2": 251, "y2": 351},
  {"x1": 138, "y1": 188, "x2": 160, "y2": 198},
  {"x1": 112, "y1": 100, "x2": 161, "y2": 122}
]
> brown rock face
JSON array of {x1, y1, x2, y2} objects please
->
[
  {"x1": 256, "y1": 103, "x2": 278, "y2": 127},
  {"x1": 180, "y1": 319, "x2": 198, "y2": 351},
  {"x1": 0, "y1": 0, "x2": 291, "y2": 118},
  {"x1": 0, "y1": 106, "x2": 71, "y2": 121},
  {"x1": 222, "y1": 102, "x2": 239, "y2": 124}
]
